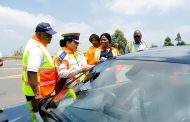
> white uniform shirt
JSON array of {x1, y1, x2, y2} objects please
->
[
  {"x1": 57, "y1": 50, "x2": 88, "y2": 78},
  {"x1": 24, "y1": 39, "x2": 45, "y2": 72}
]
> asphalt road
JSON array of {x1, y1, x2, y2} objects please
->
[{"x1": 0, "y1": 60, "x2": 25, "y2": 108}]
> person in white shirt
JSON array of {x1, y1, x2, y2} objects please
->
[
  {"x1": 125, "y1": 30, "x2": 147, "y2": 53},
  {"x1": 22, "y1": 22, "x2": 57, "y2": 122}
]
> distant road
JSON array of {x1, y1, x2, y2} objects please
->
[{"x1": 0, "y1": 60, "x2": 25, "y2": 108}]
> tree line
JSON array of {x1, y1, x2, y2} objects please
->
[{"x1": 163, "y1": 33, "x2": 187, "y2": 46}]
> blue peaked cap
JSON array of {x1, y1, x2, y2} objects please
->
[
  {"x1": 35, "y1": 22, "x2": 57, "y2": 35},
  {"x1": 61, "y1": 33, "x2": 80, "y2": 42}
]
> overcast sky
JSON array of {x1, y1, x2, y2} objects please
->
[{"x1": 0, "y1": 0, "x2": 190, "y2": 55}]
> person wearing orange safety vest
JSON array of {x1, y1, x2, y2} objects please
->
[
  {"x1": 22, "y1": 22, "x2": 57, "y2": 122},
  {"x1": 53, "y1": 33, "x2": 93, "y2": 94},
  {"x1": 85, "y1": 34, "x2": 100, "y2": 65},
  {"x1": 125, "y1": 30, "x2": 147, "y2": 53},
  {"x1": 94, "y1": 33, "x2": 120, "y2": 64}
]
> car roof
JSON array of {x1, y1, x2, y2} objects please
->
[{"x1": 117, "y1": 46, "x2": 190, "y2": 64}]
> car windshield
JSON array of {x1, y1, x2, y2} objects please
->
[{"x1": 45, "y1": 60, "x2": 190, "y2": 122}]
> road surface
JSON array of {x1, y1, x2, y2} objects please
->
[{"x1": 0, "y1": 60, "x2": 25, "y2": 108}]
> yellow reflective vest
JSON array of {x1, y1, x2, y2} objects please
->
[
  {"x1": 22, "y1": 37, "x2": 56, "y2": 96},
  {"x1": 85, "y1": 46, "x2": 98, "y2": 65}
]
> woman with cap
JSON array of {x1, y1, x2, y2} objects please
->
[
  {"x1": 53, "y1": 33, "x2": 93, "y2": 93},
  {"x1": 94, "y1": 33, "x2": 120, "y2": 64},
  {"x1": 85, "y1": 34, "x2": 100, "y2": 65}
]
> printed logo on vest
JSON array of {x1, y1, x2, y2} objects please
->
[{"x1": 59, "y1": 51, "x2": 67, "y2": 60}]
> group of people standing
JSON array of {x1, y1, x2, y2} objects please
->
[{"x1": 21, "y1": 22, "x2": 146, "y2": 121}]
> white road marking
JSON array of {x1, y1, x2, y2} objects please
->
[{"x1": 0, "y1": 74, "x2": 22, "y2": 79}]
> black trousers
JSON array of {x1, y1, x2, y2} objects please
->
[{"x1": 25, "y1": 95, "x2": 35, "y2": 101}]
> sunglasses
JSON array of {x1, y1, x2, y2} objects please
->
[{"x1": 134, "y1": 36, "x2": 141, "y2": 38}]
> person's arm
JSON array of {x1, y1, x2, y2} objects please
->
[
  {"x1": 58, "y1": 60, "x2": 91, "y2": 78},
  {"x1": 81, "y1": 53, "x2": 88, "y2": 66},
  {"x1": 27, "y1": 71, "x2": 42, "y2": 99},
  {"x1": 27, "y1": 46, "x2": 43, "y2": 99}
]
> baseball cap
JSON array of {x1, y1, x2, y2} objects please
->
[{"x1": 35, "y1": 22, "x2": 57, "y2": 35}]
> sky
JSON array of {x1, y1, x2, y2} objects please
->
[{"x1": 0, "y1": 0, "x2": 190, "y2": 56}]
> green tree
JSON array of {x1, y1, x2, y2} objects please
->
[
  {"x1": 111, "y1": 29, "x2": 128, "y2": 54},
  {"x1": 177, "y1": 41, "x2": 186, "y2": 46},
  {"x1": 175, "y1": 33, "x2": 186, "y2": 46},
  {"x1": 175, "y1": 33, "x2": 182, "y2": 43},
  {"x1": 13, "y1": 47, "x2": 24, "y2": 56},
  {"x1": 163, "y1": 37, "x2": 174, "y2": 46}
]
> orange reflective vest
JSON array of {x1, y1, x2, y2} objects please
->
[
  {"x1": 85, "y1": 46, "x2": 98, "y2": 65},
  {"x1": 22, "y1": 36, "x2": 56, "y2": 96}
]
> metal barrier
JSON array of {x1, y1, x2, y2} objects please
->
[{"x1": 2, "y1": 56, "x2": 22, "y2": 60}]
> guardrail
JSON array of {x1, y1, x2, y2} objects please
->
[
  {"x1": 1, "y1": 55, "x2": 55, "y2": 60},
  {"x1": 2, "y1": 56, "x2": 22, "y2": 60}
]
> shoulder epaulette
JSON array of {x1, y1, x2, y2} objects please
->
[{"x1": 59, "y1": 51, "x2": 67, "y2": 60}]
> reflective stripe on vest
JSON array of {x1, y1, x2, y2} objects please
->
[
  {"x1": 22, "y1": 39, "x2": 56, "y2": 96},
  {"x1": 25, "y1": 80, "x2": 56, "y2": 86}
]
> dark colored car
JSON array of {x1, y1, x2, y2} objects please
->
[
  {"x1": 1, "y1": 46, "x2": 190, "y2": 122},
  {"x1": 40, "y1": 46, "x2": 190, "y2": 122}
]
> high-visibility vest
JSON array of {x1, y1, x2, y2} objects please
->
[
  {"x1": 54, "y1": 47, "x2": 87, "y2": 87},
  {"x1": 129, "y1": 41, "x2": 146, "y2": 53},
  {"x1": 54, "y1": 47, "x2": 87, "y2": 82},
  {"x1": 22, "y1": 39, "x2": 56, "y2": 96},
  {"x1": 58, "y1": 48, "x2": 86, "y2": 70},
  {"x1": 85, "y1": 46, "x2": 97, "y2": 65},
  {"x1": 129, "y1": 41, "x2": 135, "y2": 53},
  {"x1": 94, "y1": 46, "x2": 120, "y2": 61}
]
